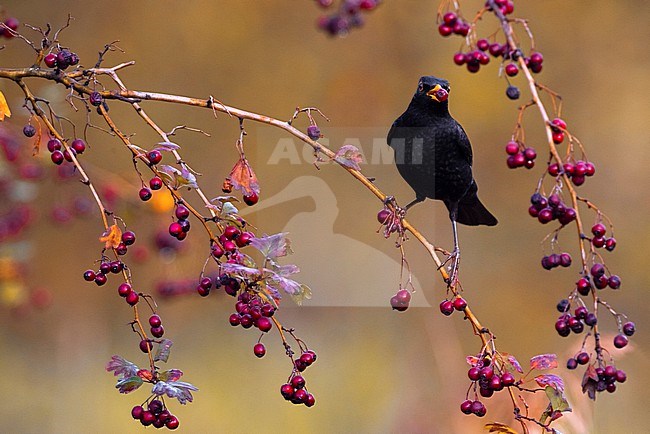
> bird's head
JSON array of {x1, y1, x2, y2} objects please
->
[{"x1": 414, "y1": 76, "x2": 450, "y2": 106}]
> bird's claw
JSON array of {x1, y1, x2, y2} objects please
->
[
  {"x1": 441, "y1": 248, "x2": 460, "y2": 286},
  {"x1": 383, "y1": 196, "x2": 407, "y2": 219}
]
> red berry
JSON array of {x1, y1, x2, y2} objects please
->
[
  {"x1": 551, "y1": 118, "x2": 567, "y2": 131},
  {"x1": 139, "y1": 339, "x2": 153, "y2": 353},
  {"x1": 552, "y1": 131, "x2": 564, "y2": 144},
  {"x1": 576, "y1": 352, "x2": 590, "y2": 365},
  {"x1": 505, "y1": 63, "x2": 518, "y2": 76},
  {"x1": 505, "y1": 141, "x2": 519, "y2": 155},
  {"x1": 453, "y1": 52, "x2": 466, "y2": 66},
  {"x1": 118, "y1": 283, "x2": 132, "y2": 297},
  {"x1": 523, "y1": 147, "x2": 536, "y2": 161},
  {"x1": 468, "y1": 367, "x2": 480, "y2": 381},
  {"x1": 174, "y1": 205, "x2": 190, "y2": 220},
  {"x1": 613, "y1": 334, "x2": 628, "y2": 349},
  {"x1": 126, "y1": 291, "x2": 139, "y2": 306},
  {"x1": 608, "y1": 275, "x2": 621, "y2": 289},
  {"x1": 438, "y1": 24, "x2": 453, "y2": 36},
  {"x1": 623, "y1": 321, "x2": 635, "y2": 337},
  {"x1": 591, "y1": 223, "x2": 606, "y2": 237},
  {"x1": 168, "y1": 222, "x2": 183, "y2": 237},
  {"x1": 83, "y1": 269, "x2": 96, "y2": 282},
  {"x1": 548, "y1": 163, "x2": 560, "y2": 176},
  {"x1": 442, "y1": 12, "x2": 457, "y2": 25},
  {"x1": 453, "y1": 297, "x2": 467, "y2": 311},
  {"x1": 253, "y1": 343, "x2": 266, "y2": 358},
  {"x1": 530, "y1": 52, "x2": 544, "y2": 64},
  {"x1": 439, "y1": 299, "x2": 454, "y2": 316},
  {"x1": 165, "y1": 416, "x2": 179, "y2": 430},
  {"x1": 71, "y1": 139, "x2": 86, "y2": 154},
  {"x1": 605, "y1": 237, "x2": 617, "y2": 251},
  {"x1": 291, "y1": 375, "x2": 306, "y2": 389},
  {"x1": 223, "y1": 225, "x2": 241, "y2": 240},
  {"x1": 149, "y1": 176, "x2": 163, "y2": 190},
  {"x1": 477, "y1": 39, "x2": 489, "y2": 51},
  {"x1": 139, "y1": 188, "x2": 152, "y2": 201},
  {"x1": 256, "y1": 316, "x2": 273, "y2": 332},
  {"x1": 149, "y1": 314, "x2": 162, "y2": 327},
  {"x1": 44, "y1": 53, "x2": 57, "y2": 68},
  {"x1": 281, "y1": 383, "x2": 294, "y2": 399},
  {"x1": 94, "y1": 273, "x2": 107, "y2": 286},
  {"x1": 243, "y1": 192, "x2": 259, "y2": 206},
  {"x1": 236, "y1": 232, "x2": 253, "y2": 247},
  {"x1": 501, "y1": 372, "x2": 515, "y2": 386},
  {"x1": 147, "y1": 150, "x2": 162, "y2": 165},
  {"x1": 131, "y1": 405, "x2": 144, "y2": 420}
]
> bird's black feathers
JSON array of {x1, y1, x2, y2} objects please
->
[{"x1": 388, "y1": 75, "x2": 497, "y2": 226}]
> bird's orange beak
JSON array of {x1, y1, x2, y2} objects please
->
[{"x1": 427, "y1": 84, "x2": 449, "y2": 102}]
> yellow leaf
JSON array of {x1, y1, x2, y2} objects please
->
[
  {"x1": 0, "y1": 90, "x2": 12, "y2": 121},
  {"x1": 99, "y1": 224, "x2": 123, "y2": 249},
  {"x1": 484, "y1": 422, "x2": 519, "y2": 433}
]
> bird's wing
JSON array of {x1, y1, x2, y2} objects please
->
[
  {"x1": 387, "y1": 116, "x2": 402, "y2": 146},
  {"x1": 454, "y1": 121, "x2": 473, "y2": 166}
]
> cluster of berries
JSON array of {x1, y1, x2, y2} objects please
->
[
  {"x1": 389, "y1": 289, "x2": 412, "y2": 311},
  {"x1": 131, "y1": 400, "x2": 179, "y2": 430},
  {"x1": 43, "y1": 49, "x2": 80, "y2": 70},
  {"x1": 46, "y1": 138, "x2": 86, "y2": 165},
  {"x1": 460, "y1": 356, "x2": 516, "y2": 417},
  {"x1": 589, "y1": 223, "x2": 616, "y2": 251},
  {"x1": 439, "y1": 297, "x2": 468, "y2": 316},
  {"x1": 167, "y1": 205, "x2": 191, "y2": 241},
  {"x1": 315, "y1": 0, "x2": 381, "y2": 36},
  {"x1": 228, "y1": 290, "x2": 275, "y2": 334},
  {"x1": 210, "y1": 224, "x2": 253, "y2": 260},
  {"x1": 280, "y1": 373, "x2": 316, "y2": 407},
  {"x1": 505, "y1": 141, "x2": 537, "y2": 169},
  {"x1": 528, "y1": 192, "x2": 576, "y2": 226},
  {"x1": 541, "y1": 252, "x2": 572, "y2": 270}
]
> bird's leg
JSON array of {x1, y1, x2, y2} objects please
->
[{"x1": 444, "y1": 204, "x2": 461, "y2": 286}]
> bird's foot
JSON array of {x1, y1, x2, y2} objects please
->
[
  {"x1": 382, "y1": 196, "x2": 407, "y2": 219},
  {"x1": 441, "y1": 248, "x2": 460, "y2": 287}
]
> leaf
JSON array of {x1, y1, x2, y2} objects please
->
[
  {"x1": 581, "y1": 364, "x2": 598, "y2": 401},
  {"x1": 221, "y1": 262, "x2": 261, "y2": 278},
  {"x1": 228, "y1": 156, "x2": 260, "y2": 196},
  {"x1": 158, "y1": 165, "x2": 198, "y2": 190},
  {"x1": 267, "y1": 273, "x2": 302, "y2": 296},
  {"x1": 544, "y1": 385, "x2": 571, "y2": 413},
  {"x1": 0, "y1": 90, "x2": 11, "y2": 121},
  {"x1": 115, "y1": 376, "x2": 143, "y2": 394},
  {"x1": 250, "y1": 232, "x2": 292, "y2": 260},
  {"x1": 530, "y1": 353, "x2": 558, "y2": 371},
  {"x1": 222, "y1": 202, "x2": 238, "y2": 215},
  {"x1": 334, "y1": 144, "x2": 363, "y2": 170},
  {"x1": 152, "y1": 380, "x2": 198, "y2": 404},
  {"x1": 484, "y1": 422, "x2": 519, "y2": 433},
  {"x1": 106, "y1": 355, "x2": 139, "y2": 378},
  {"x1": 154, "y1": 141, "x2": 181, "y2": 152},
  {"x1": 535, "y1": 374, "x2": 565, "y2": 392},
  {"x1": 290, "y1": 283, "x2": 312, "y2": 306},
  {"x1": 99, "y1": 224, "x2": 123, "y2": 249},
  {"x1": 137, "y1": 369, "x2": 154, "y2": 382},
  {"x1": 154, "y1": 338, "x2": 173, "y2": 363},
  {"x1": 159, "y1": 369, "x2": 183, "y2": 382},
  {"x1": 466, "y1": 356, "x2": 480, "y2": 367},
  {"x1": 271, "y1": 263, "x2": 300, "y2": 277},
  {"x1": 504, "y1": 354, "x2": 524, "y2": 373}
]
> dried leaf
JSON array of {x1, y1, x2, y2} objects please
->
[
  {"x1": 159, "y1": 369, "x2": 183, "y2": 382},
  {"x1": 228, "y1": 157, "x2": 260, "y2": 196},
  {"x1": 99, "y1": 224, "x2": 123, "y2": 249},
  {"x1": 221, "y1": 262, "x2": 261, "y2": 278},
  {"x1": 154, "y1": 141, "x2": 181, "y2": 152},
  {"x1": 466, "y1": 355, "x2": 480, "y2": 367},
  {"x1": 581, "y1": 364, "x2": 598, "y2": 400},
  {"x1": 505, "y1": 354, "x2": 524, "y2": 373},
  {"x1": 250, "y1": 232, "x2": 292, "y2": 260},
  {"x1": 484, "y1": 422, "x2": 519, "y2": 433},
  {"x1": 154, "y1": 338, "x2": 173, "y2": 363},
  {"x1": 290, "y1": 283, "x2": 312, "y2": 306},
  {"x1": 158, "y1": 165, "x2": 198, "y2": 190},
  {"x1": 535, "y1": 374, "x2": 565, "y2": 392},
  {"x1": 115, "y1": 376, "x2": 143, "y2": 394},
  {"x1": 0, "y1": 90, "x2": 11, "y2": 121},
  {"x1": 334, "y1": 144, "x2": 363, "y2": 170},
  {"x1": 106, "y1": 355, "x2": 139, "y2": 378},
  {"x1": 137, "y1": 369, "x2": 154, "y2": 382},
  {"x1": 530, "y1": 353, "x2": 558, "y2": 371},
  {"x1": 222, "y1": 202, "x2": 238, "y2": 215}
]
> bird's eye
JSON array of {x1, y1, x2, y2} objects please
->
[{"x1": 418, "y1": 83, "x2": 424, "y2": 92}]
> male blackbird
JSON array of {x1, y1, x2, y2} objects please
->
[{"x1": 387, "y1": 75, "x2": 497, "y2": 279}]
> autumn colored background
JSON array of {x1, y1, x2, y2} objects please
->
[{"x1": 0, "y1": 1, "x2": 648, "y2": 433}]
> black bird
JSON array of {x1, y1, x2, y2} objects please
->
[{"x1": 387, "y1": 75, "x2": 497, "y2": 281}]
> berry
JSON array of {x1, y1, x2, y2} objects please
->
[
  {"x1": 223, "y1": 240, "x2": 237, "y2": 253},
  {"x1": 537, "y1": 208, "x2": 553, "y2": 224},
  {"x1": 306, "y1": 125, "x2": 321, "y2": 140},
  {"x1": 556, "y1": 299, "x2": 570, "y2": 313},
  {"x1": 223, "y1": 225, "x2": 241, "y2": 240},
  {"x1": 168, "y1": 222, "x2": 183, "y2": 237},
  {"x1": 149, "y1": 176, "x2": 163, "y2": 190},
  {"x1": 592, "y1": 236, "x2": 606, "y2": 248},
  {"x1": 530, "y1": 52, "x2": 544, "y2": 65},
  {"x1": 254, "y1": 343, "x2": 266, "y2": 358},
  {"x1": 243, "y1": 192, "x2": 259, "y2": 206},
  {"x1": 605, "y1": 237, "x2": 617, "y2": 251},
  {"x1": 505, "y1": 63, "x2": 518, "y2": 76},
  {"x1": 471, "y1": 400, "x2": 486, "y2": 417},
  {"x1": 439, "y1": 299, "x2": 454, "y2": 316},
  {"x1": 110, "y1": 261, "x2": 124, "y2": 273},
  {"x1": 438, "y1": 24, "x2": 453, "y2": 36},
  {"x1": 613, "y1": 334, "x2": 628, "y2": 349},
  {"x1": 576, "y1": 352, "x2": 590, "y2": 365},
  {"x1": 442, "y1": 12, "x2": 457, "y2": 25},
  {"x1": 62, "y1": 149, "x2": 75, "y2": 162},
  {"x1": 118, "y1": 283, "x2": 132, "y2": 297},
  {"x1": 131, "y1": 405, "x2": 144, "y2": 420},
  {"x1": 47, "y1": 139, "x2": 62, "y2": 152},
  {"x1": 377, "y1": 209, "x2": 391, "y2": 224},
  {"x1": 122, "y1": 230, "x2": 136, "y2": 246},
  {"x1": 147, "y1": 150, "x2": 162, "y2": 165},
  {"x1": 140, "y1": 411, "x2": 156, "y2": 426},
  {"x1": 23, "y1": 125, "x2": 36, "y2": 137},
  {"x1": 566, "y1": 358, "x2": 578, "y2": 370},
  {"x1": 501, "y1": 372, "x2": 515, "y2": 386},
  {"x1": 165, "y1": 416, "x2": 179, "y2": 430},
  {"x1": 281, "y1": 384, "x2": 294, "y2": 399},
  {"x1": 615, "y1": 370, "x2": 627, "y2": 383},
  {"x1": 505, "y1": 141, "x2": 519, "y2": 155},
  {"x1": 574, "y1": 306, "x2": 588, "y2": 320},
  {"x1": 608, "y1": 275, "x2": 621, "y2": 289},
  {"x1": 576, "y1": 278, "x2": 591, "y2": 296},
  {"x1": 139, "y1": 187, "x2": 152, "y2": 201},
  {"x1": 126, "y1": 291, "x2": 139, "y2": 306},
  {"x1": 291, "y1": 375, "x2": 306, "y2": 389},
  {"x1": 94, "y1": 273, "x2": 107, "y2": 286},
  {"x1": 229, "y1": 313, "x2": 240, "y2": 326},
  {"x1": 139, "y1": 339, "x2": 153, "y2": 353},
  {"x1": 623, "y1": 322, "x2": 635, "y2": 337},
  {"x1": 148, "y1": 399, "x2": 163, "y2": 414},
  {"x1": 396, "y1": 289, "x2": 411, "y2": 304},
  {"x1": 236, "y1": 232, "x2": 253, "y2": 247},
  {"x1": 590, "y1": 263, "x2": 605, "y2": 277},
  {"x1": 149, "y1": 314, "x2": 162, "y2": 327},
  {"x1": 89, "y1": 92, "x2": 102, "y2": 107},
  {"x1": 453, "y1": 297, "x2": 467, "y2": 311},
  {"x1": 256, "y1": 316, "x2": 273, "y2": 332},
  {"x1": 211, "y1": 244, "x2": 224, "y2": 258},
  {"x1": 44, "y1": 53, "x2": 58, "y2": 68},
  {"x1": 468, "y1": 367, "x2": 480, "y2": 381},
  {"x1": 523, "y1": 147, "x2": 537, "y2": 161},
  {"x1": 559, "y1": 253, "x2": 572, "y2": 267},
  {"x1": 489, "y1": 376, "x2": 503, "y2": 391},
  {"x1": 453, "y1": 52, "x2": 466, "y2": 66},
  {"x1": 552, "y1": 131, "x2": 565, "y2": 144},
  {"x1": 591, "y1": 223, "x2": 606, "y2": 237},
  {"x1": 555, "y1": 319, "x2": 570, "y2": 337},
  {"x1": 83, "y1": 269, "x2": 96, "y2": 282},
  {"x1": 584, "y1": 313, "x2": 598, "y2": 326},
  {"x1": 551, "y1": 118, "x2": 567, "y2": 131},
  {"x1": 505, "y1": 85, "x2": 520, "y2": 100}
]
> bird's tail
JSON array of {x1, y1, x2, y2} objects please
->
[
  {"x1": 449, "y1": 181, "x2": 498, "y2": 226},
  {"x1": 456, "y1": 196, "x2": 498, "y2": 226}
]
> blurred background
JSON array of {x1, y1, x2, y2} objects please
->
[{"x1": 0, "y1": 1, "x2": 648, "y2": 433}]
